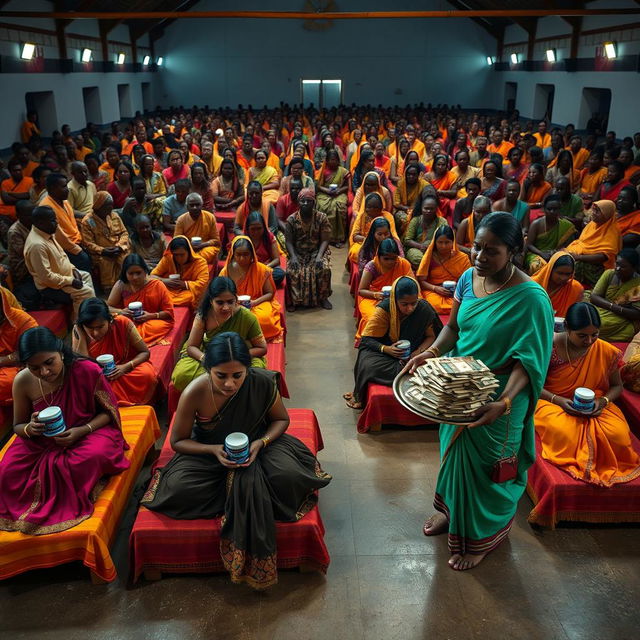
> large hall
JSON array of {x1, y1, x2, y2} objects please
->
[{"x1": 0, "y1": 2, "x2": 639, "y2": 639}]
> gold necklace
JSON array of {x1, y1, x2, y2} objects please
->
[
  {"x1": 208, "y1": 376, "x2": 241, "y2": 423},
  {"x1": 482, "y1": 264, "x2": 515, "y2": 295},
  {"x1": 37, "y1": 365, "x2": 65, "y2": 406},
  {"x1": 565, "y1": 333, "x2": 588, "y2": 367}
]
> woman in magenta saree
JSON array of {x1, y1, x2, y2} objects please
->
[{"x1": 0, "y1": 327, "x2": 129, "y2": 535}]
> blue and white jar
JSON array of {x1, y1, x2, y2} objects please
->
[
  {"x1": 96, "y1": 354, "x2": 116, "y2": 375},
  {"x1": 128, "y1": 301, "x2": 144, "y2": 317},
  {"x1": 224, "y1": 432, "x2": 250, "y2": 463},
  {"x1": 396, "y1": 340, "x2": 412, "y2": 359},
  {"x1": 573, "y1": 387, "x2": 596, "y2": 413},
  {"x1": 38, "y1": 406, "x2": 67, "y2": 437}
]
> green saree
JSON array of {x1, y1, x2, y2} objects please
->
[
  {"x1": 434, "y1": 280, "x2": 553, "y2": 556},
  {"x1": 592, "y1": 269, "x2": 640, "y2": 342},
  {"x1": 316, "y1": 166, "x2": 349, "y2": 243},
  {"x1": 525, "y1": 218, "x2": 576, "y2": 273}
]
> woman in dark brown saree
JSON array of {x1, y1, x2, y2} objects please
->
[{"x1": 142, "y1": 331, "x2": 331, "y2": 589}]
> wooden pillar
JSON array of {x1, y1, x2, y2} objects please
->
[
  {"x1": 569, "y1": 17, "x2": 583, "y2": 59},
  {"x1": 55, "y1": 19, "x2": 67, "y2": 59}
]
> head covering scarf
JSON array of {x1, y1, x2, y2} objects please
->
[
  {"x1": 416, "y1": 225, "x2": 470, "y2": 279},
  {"x1": 298, "y1": 187, "x2": 316, "y2": 203},
  {"x1": 389, "y1": 276, "x2": 420, "y2": 342},
  {"x1": 92, "y1": 190, "x2": 111, "y2": 212},
  {"x1": 531, "y1": 251, "x2": 584, "y2": 317}
]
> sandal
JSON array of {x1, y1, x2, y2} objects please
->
[{"x1": 345, "y1": 398, "x2": 363, "y2": 410}]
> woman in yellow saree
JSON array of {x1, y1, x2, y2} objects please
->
[
  {"x1": 220, "y1": 236, "x2": 283, "y2": 342},
  {"x1": 348, "y1": 193, "x2": 398, "y2": 265},
  {"x1": 416, "y1": 226, "x2": 470, "y2": 314},
  {"x1": 246, "y1": 150, "x2": 280, "y2": 206},
  {"x1": 315, "y1": 149, "x2": 350, "y2": 246},
  {"x1": 356, "y1": 238, "x2": 412, "y2": 339},
  {"x1": 535, "y1": 302, "x2": 640, "y2": 486},
  {"x1": 352, "y1": 171, "x2": 392, "y2": 216}
]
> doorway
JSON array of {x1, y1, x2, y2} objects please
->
[
  {"x1": 301, "y1": 79, "x2": 343, "y2": 108},
  {"x1": 534, "y1": 84, "x2": 555, "y2": 122},
  {"x1": 579, "y1": 88, "x2": 612, "y2": 131},
  {"x1": 24, "y1": 91, "x2": 58, "y2": 138},
  {"x1": 82, "y1": 87, "x2": 102, "y2": 124},
  {"x1": 117, "y1": 84, "x2": 132, "y2": 119},
  {"x1": 504, "y1": 82, "x2": 518, "y2": 113}
]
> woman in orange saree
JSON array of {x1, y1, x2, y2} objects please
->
[
  {"x1": 348, "y1": 193, "x2": 398, "y2": 265},
  {"x1": 531, "y1": 252, "x2": 584, "y2": 317},
  {"x1": 107, "y1": 254, "x2": 175, "y2": 346},
  {"x1": 220, "y1": 235, "x2": 283, "y2": 342},
  {"x1": 535, "y1": 302, "x2": 640, "y2": 487},
  {"x1": 564, "y1": 199, "x2": 622, "y2": 287},
  {"x1": 352, "y1": 170, "x2": 392, "y2": 216},
  {"x1": 0, "y1": 286, "x2": 37, "y2": 409},
  {"x1": 151, "y1": 236, "x2": 209, "y2": 310},
  {"x1": 73, "y1": 298, "x2": 157, "y2": 406},
  {"x1": 356, "y1": 238, "x2": 412, "y2": 339},
  {"x1": 417, "y1": 226, "x2": 470, "y2": 314},
  {"x1": 521, "y1": 163, "x2": 552, "y2": 208}
]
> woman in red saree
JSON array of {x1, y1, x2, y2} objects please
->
[
  {"x1": 531, "y1": 252, "x2": 584, "y2": 317},
  {"x1": 73, "y1": 298, "x2": 157, "y2": 406},
  {"x1": 162, "y1": 150, "x2": 190, "y2": 188},
  {"x1": 220, "y1": 236, "x2": 283, "y2": 342},
  {"x1": 356, "y1": 238, "x2": 412, "y2": 339},
  {"x1": 417, "y1": 226, "x2": 470, "y2": 314},
  {"x1": 108, "y1": 254, "x2": 175, "y2": 346},
  {"x1": 0, "y1": 327, "x2": 129, "y2": 535},
  {"x1": 244, "y1": 211, "x2": 286, "y2": 287},
  {"x1": 0, "y1": 287, "x2": 38, "y2": 410}
]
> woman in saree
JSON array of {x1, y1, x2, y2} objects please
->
[
  {"x1": 151, "y1": 236, "x2": 209, "y2": 311},
  {"x1": 73, "y1": 298, "x2": 157, "y2": 406},
  {"x1": 162, "y1": 150, "x2": 190, "y2": 190},
  {"x1": 348, "y1": 193, "x2": 398, "y2": 265},
  {"x1": 233, "y1": 181, "x2": 282, "y2": 243},
  {"x1": 106, "y1": 160, "x2": 134, "y2": 210},
  {"x1": 545, "y1": 150, "x2": 580, "y2": 193},
  {"x1": 357, "y1": 216, "x2": 403, "y2": 275},
  {"x1": 531, "y1": 252, "x2": 584, "y2": 317},
  {"x1": 404, "y1": 191, "x2": 448, "y2": 270},
  {"x1": 130, "y1": 214, "x2": 168, "y2": 270},
  {"x1": 503, "y1": 147, "x2": 529, "y2": 185},
  {"x1": 108, "y1": 254, "x2": 175, "y2": 346},
  {"x1": 424, "y1": 154, "x2": 457, "y2": 209},
  {"x1": 220, "y1": 236, "x2": 283, "y2": 342},
  {"x1": 589, "y1": 249, "x2": 640, "y2": 342},
  {"x1": 345, "y1": 276, "x2": 442, "y2": 410},
  {"x1": 492, "y1": 179, "x2": 530, "y2": 230},
  {"x1": 407, "y1": 212, "x2": 553, "y2": 570},
  {"x1": 564, "y1": 199, "x2": 622, "y2": 287},
  {"x1": 0, "y1": 286, "x2": 38, "y2": 410},
  {"x1": 244, "y1": 211, "x2": 285, "y2": 287},
  {"x1": 615, "y1": 186, "x2": 640, "y2": 248},
  {"x1": 190, "y1": 162, "x2": 214, "y2": 212},
  {"x1": 417, "y1": 225, "x2": 470, "y2": 314},
  {"x1": 314, "y1": 149, "x2": 349, "y2": 247},
  {"x1": 389, "y1": 137, "x2": 411, "y2": 186},
  {"x1": 479, "y1": 159, "x2": 506, "y2": 203},
  {"x1": 393, "y1": 163, "x2": 428, "y2": 233},
  {"x1": 138, "y1": 154, "x2": 167, "y2": 202},
  {"x1": 356, "y1": 238, "x2": 413, "y2": 339},
  {"x1": 352, "y1": 170, "x2": 393, "y2": 217},
  {"x1": 246, "y1": 150, "x2": 281, "y2": 206},
  {"x1": 535, "y1": 302, "x2": 640, "y2": 486},
  {"x1": 144, "y1": 332, "x2": 331, "y2": 589},
  {"x1": 525, "y1": 194, "x2": 576, "y2": 274},
  {"x1": 0, "y1": 327, "x2": 129, "y2": 535},
  {"x1": 521, "y1": 163, "x2": 552, "y2": 209},
  {"x1": 352, "y1": 150, "x2": 386, "y2": 194},
  {"x1": 211, "y1": 158, "x2": 245, "y2": 214},
  {"x1": 171, "y1": 277, "x2": 267, "y2": 392}
]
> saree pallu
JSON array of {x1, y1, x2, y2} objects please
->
[
  {"x1": 356, "y1": 258, "x2": 412, "y2": 338},
  {"x1": 249, "y1": 166, "x2": 280, "y2": 206},
  {"x1": 121, "y1": 279, "x2": 175, "y2": 346},
  {"x1": 86, "y1": 315, "x2": 158, "y2": 406},
  {"x1": 592, "y1": 270, "x2": 640, "y2": 342},
  {"x1": 348, "y1": 211, "x2": 398, "y2": 265},
  {"x1": 0, "y1": 288, "x2": 38, "y2": 406},
  {"x1": 523, "y1": 182, "x2": 551, "y2": 205},
  {"x1": 143, "y1": 368, "x2": 331, "y2": 589},
  {"x1": 531, "y1": 252, "x2": 584, "y2": 317},
  {"x1": 316, "y1": 166, "x2": 349, "y2": 243},
  {"x1": 525, "y1": 218, "x2": 576, "y2": 273},
  {"x1": 0, "y1": 360, "x2": 129, "y2": 535},
  {"x1": 616, "y1": 209, "x2": 640, "y2": 237},
  {"x1": 171, "y1": 307, "x2": 266, "y2": 392},
  {"x1": 434, "y1": 281, "x2": 553, "y2": 555},
  {"x1": 535, "y1": 340, "x2": 640, "y2": 486}
]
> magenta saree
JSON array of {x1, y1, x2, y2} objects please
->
[{"x1": 0, "y1": 360, "x2": 129, "y2": 535}]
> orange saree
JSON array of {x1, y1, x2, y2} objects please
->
[
  {"x1": 348, "y1": 210, "x2": 398, "y2": 264},
  {"x1": 234, "y1": 199, "x2": 271, "y2": 231},
  {"x1": 616, "y1": 209, "x2": 640, "y2": 238},
  {"x1": 151, "y1": 236, "x2": 209, "y2": 311},
  {"x1": 85, "y1": 315, "x2": 157, "y2": 406},
  {"x1": 0, "y1": 287, "x2": 37, "y2": 407},
  {"x1": 120, "y1": 278, "x2": 175, "y2": 346},
  {"x1": 356, "y1": 255, "x2": 412, "y2": 338},
  {"x1": 416, "y1": 236, "x2": 470, "y2": 313},
  {"x1": 535, "y1": 340, "x2": 640, "y2": 486},
  {"x1": 523, "y1": 182, "x2": 551, "y2": 205},
  {"x1": 220, "y1": 236, "x2": 283, "y2": 342},
  {"x1": 531, "y1": 252, "x2": 584, "y2": 317}
]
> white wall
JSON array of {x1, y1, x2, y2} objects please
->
[{"x1": 153, "y1": 0, "x2": 496, "y2": 109}]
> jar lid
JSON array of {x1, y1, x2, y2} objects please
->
[
  {"x1": 575, "y1": 387, "x2": 595, "y2": 400},
  {"x1": 39, "y1": 406, "x2": 62, "y2": 421},
  {"x1": 225, "y1": 432, "x2": 249, "y2": 450},
  {"x1": 128, "y1": 301, "x2": 143, "y2": 309},
  {"x1": 96, "y1": 354, "x2": 115, "y2": 363}
]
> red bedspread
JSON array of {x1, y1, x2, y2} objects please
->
[
  {"x1": 128, "y1": 408, "x2": 329, "y2": 582},
  {"x1": 526, "y1": 432, "x2": 640, "y2": 528}
]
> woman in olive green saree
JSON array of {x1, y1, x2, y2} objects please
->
[{"x1": 408, "y1": 213, "x2": 553, "y2": 571}]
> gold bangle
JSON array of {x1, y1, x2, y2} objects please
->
[
  {"x1": 156, "y1": 312, "x2": 160, "y2": 319},
  {"x1": 602, "y1": 396, "x2": 610, "y2": 407},
  {"x1": 380, "y1": 344, "x2": 385, "y2": 353},
  {"x1": 86, "y1": 422, "x2": 93, "y2": 433},
  {"x1": 502, "y1": 396, "x2": 512, "y2": 414},
  {"x1": 129, "y1": 361, "x2": 134, "y2": 372},
  {"x1": 261, "y1": 435, "x2": 271, "y2": 448},
  {"x1": 550, "y1": 394, "x2": 557, "y2": 405},
  {"x1": 24, "y1": 424, "x2": 32, "y2": 438}
]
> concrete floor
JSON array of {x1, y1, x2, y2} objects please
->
[{"x1": 2, "y1": 247, "x2": 639, "y2": 639}]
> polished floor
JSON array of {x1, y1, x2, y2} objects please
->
[{"x1": 2, "y1": 247, "x2": 639, "y2": 640}]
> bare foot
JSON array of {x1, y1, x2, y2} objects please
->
[
  {"x1": 343, "y1": 392, "x2": 353, "y2": 400},
  {"x1": 320, "y1": 299, "x2": 333, "y2": 310},
  {"x1": 448, "y1": 552, "x2": 487, "y2": 571},
  {"x1": 423, "y1": 512, "x2": 448, "y2": 536}
]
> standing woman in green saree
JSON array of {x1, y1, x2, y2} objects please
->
[
  {"x1": 407, "y1": 212, "x2": 553, "y2": 571},
  {"x1": 144, "y1": 332, "x2": 331, "y2": 589},
  {"x1": 315, "y1": 149, "x2": 350, "y2": 247}
]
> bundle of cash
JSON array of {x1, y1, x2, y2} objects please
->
[{"x1": 401, "y1": 357, "x2": 499, "y2": 422}]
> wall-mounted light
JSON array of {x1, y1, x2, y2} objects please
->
[
  {"x1": 545, "y1": 49, "x2": 556, "y2": 63},
  {"x1": 604, "y1": 42, "x2": 617, "y2": 59},
  {"x1": 116, "y1": 52, "x2": 125, "y2": 65},
  {"x1": 157, "y1": 57, "x2": 164, "y2": 66},
  {"x1": 81, "y1": 48, "x2": 92, "y2": 63},
  {"x1": 143, "y1": 55, "x2": 150, "y2": 65},
  {"x1": 21, "y1": 43, "x2": 35, "y2": 60},
  {"x1": 510, "y1": 52, "x2": 520, "y2": 64},
  {"x1": 486, "y1": 56, "x2": 495, "y2": 66}
]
